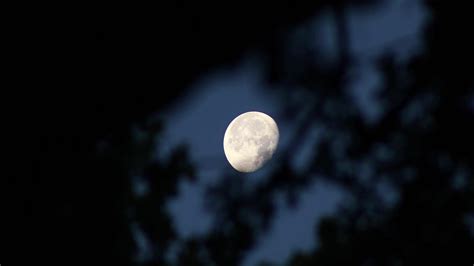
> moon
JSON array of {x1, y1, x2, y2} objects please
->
[{"x1": 223, "y1": 111, "x2": 279, "y2": 173}]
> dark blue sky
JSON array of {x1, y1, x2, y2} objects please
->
[{"x1": 131, "y1": 0, "x2": 429, "y2": 264}]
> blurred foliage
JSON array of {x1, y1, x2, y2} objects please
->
[{"x1": 30, "y1": 0, "x2": 474, "y2": 266}]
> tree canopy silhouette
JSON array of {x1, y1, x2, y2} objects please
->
[{"x1": 28, "y1": 1, "x2": 474, "y2": 265}]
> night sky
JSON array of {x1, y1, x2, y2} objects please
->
[
  {"x1": 155, "y1": 1, "x2": 428, "y2": 265},
  {"x1": 23, "y1": 0, "x2": 474, "y2": 265}
]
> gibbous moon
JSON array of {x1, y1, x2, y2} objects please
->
[{"x1": 223, "y1": 111, "x2": 279, "y2": 173}]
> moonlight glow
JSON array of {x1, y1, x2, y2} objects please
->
[{"x1": 223, "y1": 111, "x2": 279, "y2": 172}]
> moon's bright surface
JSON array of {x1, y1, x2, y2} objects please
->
[{"x1": 223, "y1": 111, "x2": 279, "y2": 173}]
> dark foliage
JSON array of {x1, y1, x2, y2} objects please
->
[{"x1": 21, "y1": 0, "x2": 474, "y2": 265}]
